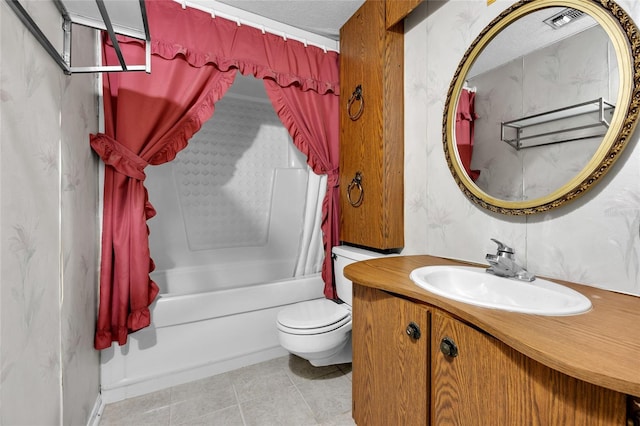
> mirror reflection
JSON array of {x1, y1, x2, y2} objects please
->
[{"x1": 457, "y1": 7, "x2": 617, "y2": 201}]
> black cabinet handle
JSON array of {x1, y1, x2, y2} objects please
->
[
  {"x1": 347, "y1": 171, "x2": 364, "y2": 207},
  {"x1": 347, "y1": 84, "x2": 364, "y2": 120},
  {"x1": 406, "y1": 322, "x2": 421, "y2": 340},
  {"x1": 440, "y1": 337, "x2": 458, "y2": 357}
]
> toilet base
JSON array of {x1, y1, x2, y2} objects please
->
[
  {"x1": 307, "y1": 340, "x2": 352, "y2": 367},
  {"x1": 282, "y1": 334, "x2": 352, "y2": 367}
]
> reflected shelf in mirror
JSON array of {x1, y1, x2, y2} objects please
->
[{"x1": 501, "y1": 97, "x2": 615, "y2": 150}]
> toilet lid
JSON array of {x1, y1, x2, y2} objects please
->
[{"x1": 277, "y1": 299, "x2": 350, "y2": 330}]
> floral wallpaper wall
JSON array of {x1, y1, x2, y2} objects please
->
[
  {"x1": 1, "y1": 2, "x2": 100, "y2": 424},
  {"x1": 404, "y1": 0, "x2": 640, "y2": 296}
]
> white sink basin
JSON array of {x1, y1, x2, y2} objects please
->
[{"x1": 409, "y1": 265, "x2": 591, "y2": 315}]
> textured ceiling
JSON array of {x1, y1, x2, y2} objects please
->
[
  {"x1": 215, "y1": 0, "x2": 365, "y2": 39},
  {"x1": 469, "y1": 7, "x2": 598, "y2": 78},
  {"x1": 179, "y1": 2, "x2": 597, "y2": 76}
]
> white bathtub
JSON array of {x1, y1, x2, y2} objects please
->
[{"x1": 99, "y1": 265, "x2": 324, "y2": 403}]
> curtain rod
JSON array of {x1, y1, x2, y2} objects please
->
[{"x1": 173, "y1": 0, "x2": 340, "y2": 53}]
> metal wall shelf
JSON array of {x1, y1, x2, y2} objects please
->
[
  {"x1": 501, "y1": 98, "x2": 615, "y2": 150},
  {"x1": 5, "y1": 0, "x2": 150, "y2": 75}
]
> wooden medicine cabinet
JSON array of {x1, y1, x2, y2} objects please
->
[{"x1": 339, "y1": 0, "x2": 420, "y2": 251}]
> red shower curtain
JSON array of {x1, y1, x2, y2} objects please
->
[
  {"x1": 264, "y1": 81, "x2": 340, "y2": 299},
  {"x1": 91, "y1": 0, "x2": 340, "y2": 349},
  {"x1": 456, "y1": 88, "x2": 480, "y2": 181},
  {"x1": 91, "y1": 38, "x2": 237, "y2": 350}
]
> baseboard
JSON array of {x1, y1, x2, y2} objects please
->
[{"x1": 86, "y1": 393, "x2": 105, "y2": 426}]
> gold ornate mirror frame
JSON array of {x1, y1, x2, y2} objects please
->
[{"x1": 443, "y1": 0, "x2": 640, "y2": 215}]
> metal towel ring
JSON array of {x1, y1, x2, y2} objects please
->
[
  {"x1": 347, "y1": 85, "x2": 364, "y2": 121},
  {"x1": 347, "y1": 172, "x2": 364, "y2": 207}
]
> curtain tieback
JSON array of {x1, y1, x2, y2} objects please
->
[
  {"x1": 327, "y1": 168, "x2": 339, "y2": 187},
  {"x1": 456, "y1": 111, "x2": 479, "y2": 122},
  {"x1": 90, "y1": 133, "x2": 149, "y2": 180}
]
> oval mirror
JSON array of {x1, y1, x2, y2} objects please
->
[{"x1": 443, "y1": 0, "x2": 640, "y2": 215}]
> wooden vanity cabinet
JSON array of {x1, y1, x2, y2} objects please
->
[
  {"x1": 352, "y1": 284, "x2": 429, "y2": 426},
  {"x1": 339, "y1": 0, "x2": 404, "y2": 251},
  {"x1": 431, "y1": 310, "x2": 626, "y2": 426},
  {"x1": 352, "y1": 284, "x2": 627, "y2": 425}
]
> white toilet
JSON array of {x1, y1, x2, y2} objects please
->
[{"x1": 276, "y1": 245, "x2": 389, "y2": 366}]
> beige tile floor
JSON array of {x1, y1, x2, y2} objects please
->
[{"x1": 98, "y1": 355, "x2": 356, "y2": 426}]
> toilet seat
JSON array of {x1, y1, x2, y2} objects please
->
[{"x1": 277, "y1": 299, "x2": 351, "y2": 335}]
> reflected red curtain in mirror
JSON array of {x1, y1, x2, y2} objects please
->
[{"x1": 456, "y1": 88, "x2": 480, "y2": 181}]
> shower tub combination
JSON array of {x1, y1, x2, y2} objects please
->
[
  {"x1": 100, "y1": 167, "x2": 325, "y2": 403},
  {"x1": 99, "y1": 260, "x2": 324, "y2": 403},
  {"x1": 100, "y1": 78, "x2": 327, "y2": 403}
]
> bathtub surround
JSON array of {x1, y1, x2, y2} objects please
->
[
  {"x1": 145, "y1": 78, "x2": 322, "y2": 274},
  {"x1": 405, "y1": 0, "x2": 640, "y2": 295},
  {"x1": 92, "y1": 0, "x2": 341, "y2": 350},
  {"x1": 0, "y1": 3, "x2": 100, "y2": 424}
]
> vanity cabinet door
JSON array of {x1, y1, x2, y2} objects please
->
[
  {"x1": 339, "y1": 0, "x2": 404, "y2": 251},
  {"x1": 431, "y1": 310, "x2": 626, "y2": 425},
  {"x1": 352, "y1": 284, "x2": 429, "y2": 426}
]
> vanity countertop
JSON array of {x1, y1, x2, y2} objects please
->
[{"x1": 344, "y1": 255, "x2": 640, "y2": 397}]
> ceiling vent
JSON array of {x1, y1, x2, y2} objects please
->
[{"x1": 543, "y1": 8, "x2": 586, "y2": 30}]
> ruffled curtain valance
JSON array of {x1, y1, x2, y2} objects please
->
[
  {"x1": 92, "y1": 0, "x2": 340, "y2": 350},
  {"x1": 113, "y1": 0, "x2": 339, "y2": 95}
]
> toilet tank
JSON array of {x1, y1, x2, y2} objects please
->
[{"x1": 332, "y1": 245, "x2": 393, "y2": 305}]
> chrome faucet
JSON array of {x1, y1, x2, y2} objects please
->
[{"x1": 485, "y1": 239, "x2": 535, "y2": 282}]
